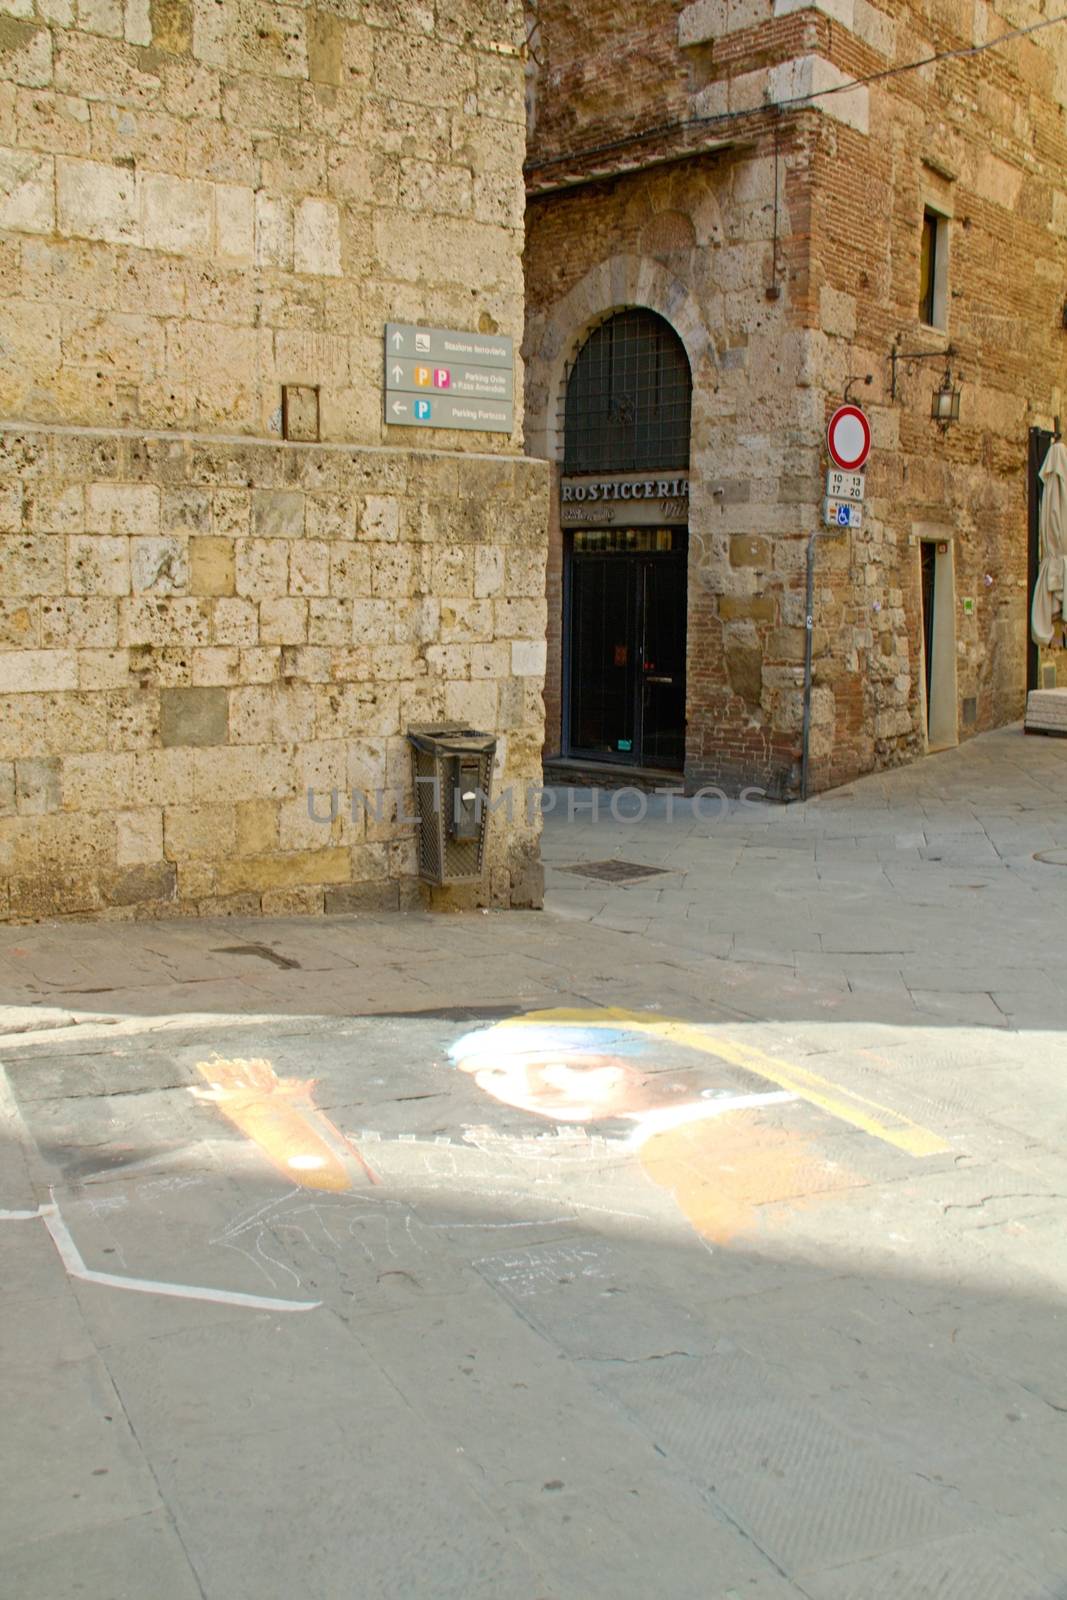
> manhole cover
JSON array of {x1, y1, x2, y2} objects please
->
[
  {"x1": 559, "y1": 860, "x2": 670, "y2": 884},
  {"x1": 1033, "y1": 850, "x2": 1067, "y2": 867}
]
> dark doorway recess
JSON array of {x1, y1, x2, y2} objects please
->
[
  {"x1": 566, "y1": 527, "x2": 687, "y2": 770},
  {"x1": 561, "y1": 310, "x2": 692, "y2": 771}
]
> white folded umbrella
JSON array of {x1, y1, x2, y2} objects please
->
[{"x1": 1031, "y1": 438, "x2": 1067, "y2": 647}]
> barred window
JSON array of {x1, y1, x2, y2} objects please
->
[{"x1": 564, "y1": 310, "x2": 692, "y2": 475}]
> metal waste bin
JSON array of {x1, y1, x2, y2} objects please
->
[{"x1": 408, "y1": 725, "x2": 497, "y2": 885}]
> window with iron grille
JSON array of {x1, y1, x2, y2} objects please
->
[{"x1": 564, "y1": 310, "x2": 692, "y2": 474}]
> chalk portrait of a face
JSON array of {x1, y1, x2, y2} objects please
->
[
  {"x1": 446, "y1": 1009, "x2": 857, "y2": 1248},
  {"x1": 447, "y1": 1009, "x2": 791, "y2": 1145}
]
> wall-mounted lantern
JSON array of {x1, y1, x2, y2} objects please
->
[
  {"x1": 931, "y1": 369, "x2": 961, "y2": 427},
  {"x1": 890, "y1": 338, "x2": 956, "y2": 402}
]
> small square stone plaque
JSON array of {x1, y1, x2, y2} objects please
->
[
  {"x1": 160, "y1": 687, "x2": 228, "y2": 748},
  {"x1": 282, "y1": 385, "x2": 320, "y2": 442}
]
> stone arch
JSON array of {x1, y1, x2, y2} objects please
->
[
  {"x1": 527, "y1": 254, "x2": 720, "y2": 782},
  {"x1": 523, "y1": 255, "x2": 714, "y2": 464}
]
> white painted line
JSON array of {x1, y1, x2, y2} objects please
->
[
  {"x1": 623, "y1": 1088, "x2": 799, "y2": 1148},
  {"x1": 0, "y1": 1062, "x2": 321, "y2": 1314},
  {"x1": 38, "y1": 1200, "x2": 321, "y2": 1315}
]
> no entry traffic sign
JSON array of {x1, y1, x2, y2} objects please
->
[{"x1": 826, "y1": 404, "x2": 872, "y2": 472}]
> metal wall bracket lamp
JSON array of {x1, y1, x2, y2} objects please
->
[{"x1": 890, "y1": 339, "x2": 957, "y2": 402}]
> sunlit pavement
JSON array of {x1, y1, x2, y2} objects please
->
[{"x1": 2, "y1": 723, "x2": 1067, "y2": 1598}]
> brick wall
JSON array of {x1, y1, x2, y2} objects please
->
[
  {"x1": 525, "y1": 0, "x2": 1067, "y2": 796},
  {"x1": 526, "y1": 0, "x2": 691, "y2": 163}
]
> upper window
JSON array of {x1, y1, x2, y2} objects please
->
[
  {"x1": 564, "y1": 310, "x2": 692, "y2": 474},
  {"x1": 919, "y1": 207, "x2": 948, "y2": 329}
]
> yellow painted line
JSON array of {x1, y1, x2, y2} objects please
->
[
  {"x1": 513, "y1": 1007, "x2": 950, "y2": 1158},
  {"x1": 668, "y1": 1028, "x2": 949, "y2": 1158}
]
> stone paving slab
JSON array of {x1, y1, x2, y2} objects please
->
[
  {"x1": 808, "y1": 1534, "x2": 1057, "y2": 1599},
  {"x1": 0, "y1": 1512, "x2": 205, "y2": 1600},
  {"x1": 3, "y1": 726, "x2": 1067, "y2": 1597}
]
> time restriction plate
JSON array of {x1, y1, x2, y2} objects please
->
[{"x1": 825, "y1": 469, "x2": 865, "y2": 502}]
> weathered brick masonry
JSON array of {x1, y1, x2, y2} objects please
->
[
  {"x1": 524, "y1": 0, "x2": 1067, "y2": 795},
  {"x1": 0, "y1": 0, "x2": 549, "y2": 919}
]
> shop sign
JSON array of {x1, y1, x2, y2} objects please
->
[{"x1": 561, "y1": 473, "x2": 690, "y2": 526}]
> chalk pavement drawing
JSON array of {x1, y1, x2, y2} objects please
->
[{"x1": 0, "y1": 1202, "x2": 321, "y2": 1313}]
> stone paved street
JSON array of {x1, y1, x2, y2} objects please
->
[{"x1": 2, "y1": 724, "x2": 1067, "y2": 1599}]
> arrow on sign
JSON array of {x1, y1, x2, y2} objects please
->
[
  {"x1": 391, "y1": 331, "x2": 404, "y2": 350},
  {"x1": 391, "y1": 364, "x2": 403, "y2": 382},
  {"x1": 391, "y1": 400, "x2": 408, "y2": 415}
]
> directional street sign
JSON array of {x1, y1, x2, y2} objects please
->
[
  {"x1": 387, "y1": 355, "x2": 511, "y2": 403},
  {"x1": 825, "y1": 469, "x2": 865, "y2": 502},
  {"x1": 384, "y1": 324, "x2": 514, "y2": 432},
  {"x1": 386, "y1": 394, "x2": 513, "y2": 433},
  {"x1": 386, "y1": 324, "x2": 513, "y2": 368},
  {"x1": 823, "y1": 498, "x2": 863, "y2": 529}
]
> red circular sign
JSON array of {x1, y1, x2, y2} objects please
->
[{"x1": 826, "y1": 404, "x2": 872, "y2": 471}]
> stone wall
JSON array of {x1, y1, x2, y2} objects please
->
[
  {"x1": 524, "y1": 0, "x2": 1067, "y2": 795},
  {"x1": 0, "y1": 0, "x2": 550, "y2": 919},
  {"x1": 0, "y1": 425, "x2": 547, "y2": 919},
  {"x1": 0, "y1": 0, "x2": 528, "y2": 448},
  {"x1": 525, "y1": 155, "x2": 811, "y2": 793}
]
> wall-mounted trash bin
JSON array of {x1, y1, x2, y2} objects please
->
[{"x1": 408, "y1": 725, "x2": 498, "y2": 885}]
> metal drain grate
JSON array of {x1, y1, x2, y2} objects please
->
[
  {"x1": 559, "y1": 859, "x2": 670, "y2": 884},
  {"x1": 1033, "y1": 850, "x2": 1067, "y2": 867}
]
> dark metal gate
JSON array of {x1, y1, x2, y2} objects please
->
[
  {"x1": 564, "y1": 311, "x2": 691, "y2": 475},
  {"x1": 565, "y1": 528, "x2": 687, "y2": 770}
]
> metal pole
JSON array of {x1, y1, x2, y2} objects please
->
[{"x1": 801, "y1": 531, "x2": 817, "y2": 802}]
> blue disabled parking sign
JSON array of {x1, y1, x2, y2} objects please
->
[
  {"x1": 822, "y1": 497, "x2": 863, "y2": 529},
  {"x1": 414, "y1": 399, "x2": 432, "y2": 421}
]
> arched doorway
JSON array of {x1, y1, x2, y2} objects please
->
[{"x1": 561, "y1": 309, "x2": 692, "y2": 770}]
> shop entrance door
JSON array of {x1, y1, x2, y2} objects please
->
[{"x1": 566, "y1": 527, "x2": 687, "y2": 769}]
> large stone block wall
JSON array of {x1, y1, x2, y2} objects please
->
[
  {"x1": 0, "y1": 425, "x2": 548, "y2": 919},
  {"x1": 524, "y1": 0, "x2": 1067, "y2": 795},
  {"x1": 0, "y1": 0, "x2": 551, "y2": 919},
  {"x1": 0, "y1": 0, "x2": 528, "y2": 448}
]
